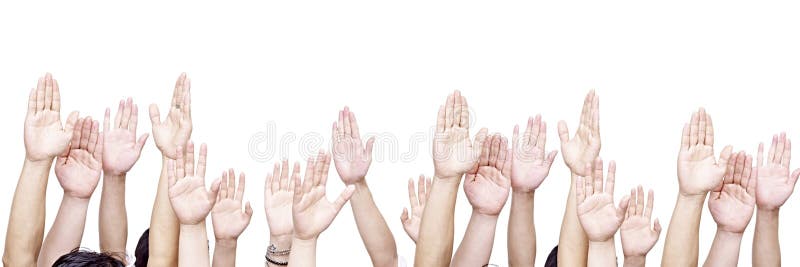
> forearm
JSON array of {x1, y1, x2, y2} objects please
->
[
  {"x1": 99, "y1": 173, "x2": 128, "y2": 257},
  {"x1": 37, "y1": 196, "x2": 90, "y2": 267},
  {"x1": 266, "y1": 235, "x2": 292, "y2": 267},
  {"x1": 149, "y1": 158, "x2": 180, "y2": 266},
  {"x1": 558, "y1": 173, "x2": 588, "y2": 266},
  {"x1": 703, "y1": 229, "x2": 744, "y2": 267},
  {"x1": 588, "y1": 240, "x2": 617, "y2": 267},
  {"x1": 212, "y1": 239, "x2": 237, "y2": 267},
  {"x1": 179, "y1": 224, "x2": 211, "y2": 267},
  {"x1": 623, "y1": 256, "x2": 646, "y2": 267},
  {"x1": 3, "y1": 159, "x2": 52, "y2": 266},
  {"x1": 288, "y1": 238, "x2": 317, "y2": 267},
  {"x1": 350, "y1": 180, "x2": 398, "y2": 267},
  {"x1": 451, "y1": 212, "x2": 499, "y2": 267},
  {"x1": 661, "y1": 194, "x2": 705, "y2": 267},
  {"x1": 508, "y1": 191, "x2": 535, "y2": 266},
  {"x1": 753, "y1": 209, "x2": 780, "y2": 266},
  {"x1": 415, "y1": 176, "x2": 460, "y2": 267}
]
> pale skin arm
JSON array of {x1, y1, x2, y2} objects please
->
[
  {"x1": 148, "y1": 73, "x2": 193, "y2": 267},
  {"x1": 168, "y1": 143, "x2": 221, "y2": 267},
  {"x1": 39, "y1": 118, "x2": 104, "y2": 267},
  {"x1": 662, "y1": 108, "x2": 732, "y2": 267},
  {"x1": 753, "y1": 133, "x2": 800, "y2": 267},
  {"x1": 400, "y1": 175, "x2": 432, "y2": 243},
  {"x1": 453, "y1": 134, "x2": 512, "y2": 266},
  {"x1": 331, "y1": 107, "x2": 397, "y2": 267},
  {"x1": 265, "y1": 160, "x2": 297, "y2": 266},
  {"x1": 211, "y1": 170, "x2": 253, "y2": 267},
  {"x1": 4, "y1": 74, "x2": 77, "y2": 266},
  {"x1": 576, "y1": 159, "x2": 628, "y2": 267},
  {"x1": 416, "y1": 91, "x2": 486, "y2": 267},
  {"x1": 508, "y1": 115, "x2": 558, "y2": 266},
  {"x1": 288, "y1": 152, "x2": 356, "y2": 267},
  {"x1": 557, "y1": 91, "x2": 601, "y2": 267},
  {"x1": 99, "y1": 98, "x2": 149, "y2": 261}
]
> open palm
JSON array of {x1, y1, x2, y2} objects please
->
[
  {"x1": 55, "y1": 117, "x2": 103, "y2": 199},
  {"x1": 708, "y1": 152, "x2": 756, "y2": 233},
  {"x1": 332, "y1": 107, "x2": 375, "y2": 184},
  {"x1": 25, "y1": 74, "x2": 78, "y2": 162},
  {"x1": 558, "y1": 91, "x2": 601, "y2": 176},
  {"x1": 620, "y1": 186, "x2": 661, "y2": 257},
  {"x1": 150, "y1": 73, "x2": 192, "y2": 159},
  {"x1": 677, "y1": 108, "x2": 732, "y2": 196},
  {"x1": 292, "y1": 152, "x2": 355, "y2": 240},
  {"x1": 755, "y1": 134, "x2": 800, "y2": 211},
  {"x1": 102, "y1": 98, "x2": 149, "y2": 175},
  {"x1": 168, "y1": 143, "x2": 220, "y2": 225},
  {"x1": 212, "y1": 170, "x2": 253, "y2": 241},
  {"x1": 265, "y1": 160, "x2": 297, "y2": 238},
  {"x1": 464, "y1": 134, "x2": 511, "y2": 216},
  {"x1": 576, "y1": 158, "x2": 628, "y2": 242},
  {"x1": 433, "y1": 91, "x2": 484, "y2": 178},
  {"x1": 511, "y1": 115, "x2": 558, "y2": 192},
  {"x1": 401, "y1": 175, "x2": 431, "y2": 243}
]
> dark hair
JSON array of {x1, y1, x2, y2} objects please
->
[
  {"x1": 544, "y1": 245, "x2": 558, "y2": 267},
  {"x1": 52, "y1": 248, "x2": 125, "y2": 267},
  {"x1": 134, "y1": 229, "x2": 150, "y2": 267}
]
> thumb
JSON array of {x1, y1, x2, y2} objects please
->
[
  {"x1": 135, "y1": 133, "x2": 150, "y2": 153},
  {"x1": 400, "y1": 208, "x2": 409, "y2": 224},
  {"x1": 654, "y1": 218, "x2": 663, "y2": 235},
  {"x1": 244, "y1": 201, "x2": 254, "y2": 217},
  {"x1": 616, "y1": 195, "x2": 630, "y2": 222},
  {"x1": 557, "y1": 121, "x2": 570, "y2": 145},
  {"x1": 365, "y1": 137, "x2": 376, "y2": 157},
  {"x1": 208, "y1": 178, "x2": 222, "y2": 205},
  {"x1": 717, "y1": 145, "x2": 733, "y2": 167},
  {"x1": 332, "y1": 185, "x2": 356, "y2": 212},
  {"x1": 148, "y1": 104, "x2": 161, "y2": 125},
  {"x1": 790, "y1": 169, "x2": 800, "y2": 186}
]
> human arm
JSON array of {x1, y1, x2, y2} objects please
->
[
  {"x1": 556, "y1": 91, "x2": 601, "y2": 266},
  {"x1": 38, "y1": 118, "x2": 103, "y2": 267},
  {"x1": 331, "y1": 106, "x2": 397, "y2": 266},
  {"x1": 507, "y1": 115, "x2": 558, "y2": 266},
  {"x1": 415, "y1": 91, "x2": 486, "y2": 266},
  {"x1": 99, "y1": 98, "x2": 149, "y2": 261},
  {"x1": 400, "y1": 175, "x2": 431, "y2": 243},
  {"x1": 662, "y1": 108, "x2": 732, "y2": 267},
  {"x1": 3, "y1": 74, "x2": 78, "y2": 266},
  {"x1": 288, "y1": 152, "x2": 356, "y2": 267},
  {"x1": 452, "y1": 134, "x2": 512, "y2": 266},
  {"x1": 148, "y1": 73, "x2": 193, "y2": 267},
  {"x1": 211, "y1": 169, "x2": 253, "y2": 267},
  {"x1": 575, "y1": 159, "x2": 628, "y2": 267},
  {"x1": 704, "y1": 151, "x2": 756, "y2": 266},
  {"x1": 753, "y1": 134, "x2": 799, "y2": 266},
  {"x1": 265, "y1": 160, "x2": 297, "y2": 266},
  {"x1": 620, "y1": 187, "x2": 662, "y2": 267}
]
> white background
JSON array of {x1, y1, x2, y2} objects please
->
[{"x1": 2, "y1": 1, "x2": 800, "y2": 266}]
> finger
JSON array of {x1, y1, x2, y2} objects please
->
[
  {"x1": 479, "y1": 133, "x2": 491, "y2": 167},
  {"x1": 576, "y1": 175, "x2": 585, "y2": 204},
  {"x1": 680, "y1": 123, "x2": 690, "y2": 150},
  {"x1": 52, "y1": 78, "x2": 61, "y2": 112},
  {"x1": 583, "y1": 163, "x2": 593, "y2": 196},
  {"x1": 196, "y1": 143, "x2": 207, "y2": 177},
  {"x1": 130, "y1": 103, "x2": 139, "y2": 133},
  {"x1": 303, "y1": 157, "x2": 316, "y2": 194},
  {"x1": 537, "y1": 120, "x2": 547, "y2": 151},
  {"x1": 459, "y1": 96, "x2": 469, "y2": 128},
  {"x1": 366, "y1": 137, "x2": 376, "y2": 158},
  {"x1": 545, "y1": 150, "x2": 558, "y2": 168},
  {"x1": 349, "y1": 109, "x2": 360, "y2": 138},
  {"x1": 227, "y1": 169, "x2": 236, "y2": 198},
  {"x1": 626, "y1": 189, "x2": 635, "y2": 218},
  {"x1": 782, "y1": 138, "x2": 792, "y2": 168},
  {"x1": 733, "y1": 151, "x2": 745, "y2": 186},
  {"x1": 313, "y1": 151, "x2": 324, "y2": 186},
  {"x1": 497, "y1": 137, "x2": 509, "y2": 172},
  {"x1": 593, "y1": 158, "x2": 603, "y2": 195},
  {"x1": 320, "y1": 152, "x2": 331, "y2": 186},
  {"x1": 789, "y1": 169, "x2": 800, "y2": 186},
  {"x1": 280, "y1": 159, "x2": 290, "y2": 190},
  {"x1": 79, "y1": 117, "x2": 92, "y2": 149},
  {"x1": 207, "y1": 178, "x2": 222, "y2": 206},
  {"x1": 401, "y1": 208, "x2": 409, "y2": 224},
  {"x1": 167, "y1": 160, "x2": 177, "y2": 187},
  {"x1": 425, "y1": 177, "x2": 433, "y2": 199},
  {"x1": 176, "y1": 145, "x2": 185, "y2": 179},
  {"x1": 271, "y1": 162, "x2": 281, "y2": 193},
  {"x1": 244, "y1": 201, "x2": 253, "y2": 217},
  {"x1": 718, "y1": 145, "x2": 734, "y2": 168},
  {"x1": 115, "y1": 99, "x2": 124, "y2": 128},
  {"x1": 697, "y1": 109, "x2": 707, "y2": 145},
  {"x1": 87, "y1": 120, "x2": 99, "y2": 154},
  {"x1": 654, "y1": 218, "x2": 663, "y2": 235},
  {"x1": 135, "y1": 134, "x2": 149, "y2": 153},
  {"x1": 417, "y1": 175, "x2": 426, "y2": 206},
  {"x1": 332, "y1": 185, "x2": 356, "y2": 211},
  {"x1": 27, "y1": 88, "x2": 36, "y2": 115},
  {"x1": 122, "y1": 98, "x2": 133, "y2": 129},
  {"x1": 512, "y1": 124, "x2": 520, "y2": 151},
  {"x1": 36, "y1": 76, "x2": 45, "y2": 111},
  {"x1": 635, "y1": 185, "x2": 644, "y2": 216},
  {"x1": 591, "y1": 93, "x2": 600, "y2": 134},
  {"x1": 530, "y1": 116, "x2": 539, "y2": 146},
  {"x1": 769, "y1": 134, "x2": 778, "y2": 163},
  {"x1": 605, "y1": 160, "x2": 616, "y2": 195},
  {"x1": 705, "y1": 114, "x2": 714, "y2": 146},
  {"x1": 436, "y1": 105, "x2": 445, "y2": 133},
  {"x1": 757, "y1": 142, "x2": 764, "y2": 167},
  {"x1": 742, "y1": 154, "x2": 753, "y2": 189},
  {"x1": 489, "y1": 135, "x2": 500, "y2": 168},
  {"x1": 183, "y1": 85, "x2": 192, "y2": 119},
  {"x1": 186, "y1": 142, "x2": 195, "y2": 177},
  {"x1": 220, "y1": 171, "x2": 229, "y2": 199},
  {"x1": 70, "y1": 117, "x2": 84, "y2": 151},
  {"x1": 103, "y1": 108, "x2": 111, "y2": 133},
  {"x1": 148, "y1": 104, "x2": 161, "y2": 125},
  {"x1": 408, "y1": 178, "x2": 419, "y2": 208},
  {"x1": 289, "y1": 161, "x2": 298, "y2": 191},
  {"x1": 293, "y1": 166, "x2": 303, "y2": 205},
  {"x1": 579, "y1": 91, "x2": 592, "y2": 129},
  {"x1": 689, "y1": 111, "x2": 699, "y2": 146},
  {"x1": 723, "y1": 152, "x2": 737, "y2": 184},
  {"x1": 557, "y1": 121, "x2": 570, "y2": 145},
  {"x1": 454, "y1": 91, "x2": 463, "y2": 127},
  {"x1": 616, "y1": 195, "x2": 630, "y2": 222},
  {"x1": 343, "y1": 107, "x2": 352, "y2": 136},
  {"x1": 235, "y1": 172, "x2": 246, "y2": 201},
  {"x1": 93, "y1": 135, "x2": 104, "y2": 162},
  {"x1": 289, "y1": 161, "x2": 300, "y2": 190},
  {"x1": 44, "y1": 74, "x2": 53, "y2": 110},
  {"x1": 747, "y1": 166, "x2": 758, "y2": 194},
  {"x1": 172, "y1": 73, "x2": 186, "y2": 108},
  {"x1": 776, "y1": 133, "x2": 786, "y2": 164},
  {"x1": 645, "y1": 189, "x2": 654, "y2": 219},
  {"x1": 444, "y1": 93, "x2": 454, "y2": 129}
]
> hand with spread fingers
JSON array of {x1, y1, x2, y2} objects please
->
[
  {"x1": 150, "y1": 73, "x2": 193, "y2": 159},
  {"x1": 400, "y1": 175, "x2": 432, "y2": 243},
  {"x1": 291, "y1": 151, "x2": 356, "y2": 240},
  {"x1": 576, "y1": 158, "x2": 628, "y2": 242},
  {"x1": 433, "y1": 90, "x2": 485, "y2": 179},
  {"x1": 167, "y1": 142, "x2": 221, "y2": 225},
  {"x1": 332, "y1": 106, "x2": 376, "y2": 185},
  {"x1": 55, "y1": 117, "x2": 103, "y2": 199},
  {"x1": 621, "y1": 186, "x2": 662, "y2": 266},
  {"x1": 677, "y1": 108, "x2": 733, "y2": 196},
  {"x1": 756, "y1": 133, "x2": 800, "y2": 211},
  {"x1": 212, "y1": 169, "x2": 253, "y2": 241},
  {"x1": 558, "y1": 90, "x2": 601, "y2": 176},
  {"x1": 265, "y1": 160, "x2": 298, "y2": 240},
  {"x1": 464, "y1": 134, "x2": 512, "y2": 216},
  {"x1": 25, "y1": 73, "x2": 80, "y2": 163},
  {"x1": 511, "y1": 115, "x2": 559, "y2": 192},
  {"x1": 102, "y1": 98, "x2": 149, "y2": 175},
  {"x1": 708, "y1": 151, "x2": 756, "y2": 234}
]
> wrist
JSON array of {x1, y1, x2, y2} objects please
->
[
  {"x1": 512, "y1": 190, "x2": 535, "y2": 198},
  {"x1": 589, "y1": 239, "x2": 615, "y2": 248},
  {"x1": 716, "y1": 228, "x2": 745, "y2": 238},
  {"x1": 215, "y1": 238, "x2": 238, "y2": 248},
  {"x1": 677, "y1": 192, "x2": 707, "y2": 204},
  {"x1": 433, "y1": 173, "x2": 463, "y2": 181},
  {"x1": 471, "y1": 210, "x2": 500, "y2": 223},
  {"x1": 270, "y1": 234, "x2": 293, "y2": 249},
  {"x1": 103, "y1": 173, "x2": 127, "y2": 183},
  {"x1": 757, "y1": 208, "x2": 780, "y2": 219},
  {"x1": 62, "y1": 194, "x2": 91, "y2": 205},
  {"x1": 757, "y1": 205, "x2": 781, "y2": 213},
  {"x1": 103, "y1": 169, "x2": 129, "y2": 177},
  {"x1": 180, "y1": 223, "x2": 206, "y2": 232},
  {"x1": 623, "y1": 255, "x2": 646, "y2": 266},
  {"x1": 24, "y1": 156, "x2": 54, "y2": 168},
  {"x1": 291, "y1": 236, "x2": 317, "y2": 249}
]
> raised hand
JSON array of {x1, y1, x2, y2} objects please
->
[
  {"x1": 103, "y1": 98, "x2": 149, "y2": 175},
  {"x1": 25, "y1": 73, "x2": 79, "y2": 162},
  {"x1": 150, "y1": 73, "x2": 192, "y2": 159},
  {"x1": 292, "y1": 151, "x2": 356, "y2": 240},
  {"x1": 558, "y1": 91, "x2": 601, "y2": 176},
  {"x1": 332, "y1": 107, "x2": 376, "y2": 185},
  {"x1": 756, "y1": 133, "x2": 800, "y2": 211},
  {"x1": 433, "y1": 91, "x2": 485, "y2": 179},
  {"x1": 621, "y1": 186, "x2": 662, "y2": 258},
  {"x1": 54, "y1": 117, "x2": 103, "y2": 199},
  {"x1": 400, "y1": 175, "x2": 432, "y2": 243},
  {"x1": 265, "y1": 160, "x2": 298, "y2": 239},
  {"x1": 677, "y1": 108, "x2": 733, "y2": 196},
  {"x1": 464, "y1": 134, "x2": 512, "y2": 216},
  {"x1": 511, "y1": 115, "x2": 558, "y2": 192},
  {"x1": 709, "y1": 151, "x2": 756, "y2": 233},
  {"x1": 212, "y1": 169, "x2": 253, "y2": 241},
  {"x1": 576, "y1": 158, "x2": 629, "y2": 242},
  {"x1": 168, "y1": 142, "x2": 221, "y2": 225}
]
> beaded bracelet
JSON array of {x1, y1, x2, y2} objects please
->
[
  {"x1": 267, "y1": 244, "x2": 291, "y2": 256},
  {"x1": 265, "y1": 254, "x2": 288, "y2": 266}
]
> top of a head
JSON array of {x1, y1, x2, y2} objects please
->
[
  {"x1": 52, "y1": 248, "x2": 125, "y2": 267},
  {"x1": 134, "y1": 229, "x2": 150, "y2": 267}
]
